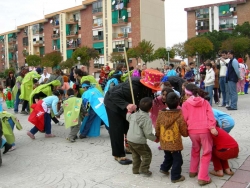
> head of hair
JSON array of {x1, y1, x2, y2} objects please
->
[
  {"x1": 205, "y1": 61, "x2": 212, "y2": 67},
  {"x1": 228, "y1": 50, "x2": 234, "y2": 55},
  {"x1": 67, "y1": 88, "x2": 75, "y2": 96},
  {"x1": 53, "y1": 89, "x2": 64, "y2": 96},
  {"x1": 221, "y1": 50, "x2": 228, "y2": 55},
  {"x1": 166, "y1": 92, "x2": 179, "y2": 109},
  {"x1": 182, "y1": 81, "x2": 189, "y2": 88},
  {"x1": 163, "y1": 81, "x2": 172, "y2": 87},
  {"x1": 116, "y1": 63, "x2": 124, "y2": 71},
  {"x1": 82, "y1": 80, "x2": 91, "y2": 88},
  {"x1": 63, "y1": 75, "x2": 68, "y2": 82},
  {"x1": 185, "y1": 66, "x2": 191, "y2": 71},
  {"x1": 169, "y1": 64, "x2": 174, "y2": 68},
  {"x1": 162, "y1": 87, "x2": 174, "y2": 94},
  {"x1": 189, "y1": 62, "x2": 194, "y2": 66},
  {"x1": 55, "y1": 69, "x2": 61, "y2": 75},
  {"x1": 139, "y1": 97, "x2": 153, "y2": 112},
  {"x1": 74, "y1": 69, "x2": 84, "y2": 77},
  {"x1": 185, "y1": 83, "x2": 208, "y2": 98}
]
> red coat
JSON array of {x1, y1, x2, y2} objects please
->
[{"x1": 28, "y1": 100, "x2": 45, "y2": 131}]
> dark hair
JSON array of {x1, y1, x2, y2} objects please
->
[
  {"x1": 189, "y1": 62, "x2": 194, "y2": 66},
  {"x1": 74, "y1": 69, "x2": 84, "y2": 77},
  {"x1": 169, "y1": 64, "x2": 174, "y2": 68},
  {"x1": 116, "y1": 63, "x2": 124, "y2": 71},
  {"x1": 162, "y1": 87, "x2": 174, "y2": 94},
  {"x1": 82, "y1": 80, "x2": 91, "y2": 88},
  {"x1": 228, "y1": 50, "x2": 234, "y2": 55},
  {"x1": 166, "y1": 92, "x2": 179, "y2": 109},
  {"x1": 185, "y1": 83, "x2": 208, "y2": 98},
  {"x1": 67, "y1": 88, "x2": 75, "y2": 96},
  {"x1": 221, "y1": 50, "x2": 228, "y2": 55},
  {"x1": 163, "y1": 81, "x2": 172, "y2": 87},
  {"x1": 139, "y1": 97, "x2": 153, "y2": 112},
  {"x1": 205, "y1": 62, "x2": 212, "y2": 67},
  {"x1": 53, "y1": 89, "x2": 64, "y2": 96}
]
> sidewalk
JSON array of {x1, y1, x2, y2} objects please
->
[{"x1": 0, "y1": 94, "x2": 250, "y2": 188}]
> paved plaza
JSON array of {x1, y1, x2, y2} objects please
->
[{"x1": 0, "y1": 94, "x2": 250, "y2": 188}]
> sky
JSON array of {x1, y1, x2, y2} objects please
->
[{"x1": 0, "y1": 0, "x2": 230, "y2": 47}]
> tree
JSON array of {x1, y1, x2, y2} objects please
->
[
  {"x1": 127, "y1": 47, "x2": 140, "y2": 65},
  {"x1": 109, "y1": 52, "x2": 124, "y2": 65},
  {"x1": 184, "y1": 36, "x2": 213, "y2": 61},
  {"x1": 233, "y1": 21, "x2": 250, "y2": 38},
  {"x1": 172, "y1": 42, "x2": 187, "y2": 60},
  {"x1": 221, "y1": 37, "x2": 250, "y2": 60},
  {"x1": 60, "y1": 58, "x2": 76, "y2": 70},
  {"x1": 72, "y1": 46, "x2": 99, "y2": 73},
  {"x1": 154, "y1": 47, "x2": 175, "y2": 65},
  {"x1": 26, "y1": 55, "x2": 41, "y2": 67},
  {"x1": 4, "y1": 68, "x2": 15, "y2": 77},
  {"x1": 42, "y1": 51, "x2": 62, "y2": 69},
  {"x1": 137, "y1": 39, "x2": 155, "y2": 65}
]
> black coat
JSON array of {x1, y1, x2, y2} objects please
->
[
  {"x1": 168, "y1": 76, "x2": 186, "y2": 94},
  {"x1": 104, "y1": 77, "x2": 152, "y2": 118},
  {"x1": 5, "y1": 77, "x2": 16, "y2": 88}
]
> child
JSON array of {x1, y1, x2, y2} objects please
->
[
  {"x1": 27, "y1": 89, "x2": 64, "y2": 139},
  {"x1": 155, "y1": 92, "x2": 188, "y2": 183},
  {"x1": 184, "y1": 66, "x2": 195, "y2": 83},
  {"x1": 4, "y1": 87, "x2": 14, "y2": 109},
  {"x1": 182, "y1": 83, "x2": 218, "y2": 186},
  {"x1": 127, "y1": 97, "x2": 158, "y2": 176},
  {"x1": 179, "y1": 81, "x2": 188, "y2": 106},
  {"x1": 210, "y1": 125, "x2": 239, "y2": 177},
  {"x1": 0, "y1": 86, "x2": 4, "y2": 112},
  {"x1": 244, "y1": 69, "x2": 250, "y2": 94},
  {"x1": 57, "y1": 88, "x2": 87, "y2": 142}
]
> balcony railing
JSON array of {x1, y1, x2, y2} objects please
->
[
  {"x1": 113, "y1": 47, "x2": 128, "y2": 52},
  {"x1": 93, "y1": 35, "x2": 104, "y2": 41},
  {"x1": 112, "y1": 33, "x2": 128, "y2": 39},
  {"x1": 66, "y1": 31, "x2": 78, "y2": 36},
  {"x1": 93, "y1": 22, "x2": 103, "y2": 27},
  {"x1": 67, "y1": 43, "x2": 78, "y2": 49},
  {"x1": 196, "y1": 26, "x2": 209, "y2": 31},
  {"x1": 92, "y1": 7, "x2": 103, "y2": 14},
  {"x1": 53, "y1": 46, "x2": 60, "y2": 51},
  {"x1": 23, "y1": 42, "x2": 28, "y2": 46},
  {"x1": 220, "y1": 24, "x2": 235, "y2": 29},
  {"x1": 8, "y1": 38, "x2": 17, "y2": 43},
  {"x1": 33, "y1": 41, "x2": 44, "y2": 46},
  {"x1": 52, "y1": 33, "x2": 60, "y2": 39}
]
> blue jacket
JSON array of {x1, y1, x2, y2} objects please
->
[{"x1": 227, "y1": 58, "x2": 240, "y2": 83}]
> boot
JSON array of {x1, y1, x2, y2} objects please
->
[{"x1": 6, "y1": 100, "x2": 11, "y2": 109}]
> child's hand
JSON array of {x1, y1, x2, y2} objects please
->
[
  {"x1": 126, "y1": 104, "x2": 137, "y2": 112},
  {"x1": 154, "y1": 138, "x2": 159, "y2": 143},
  {"x1": 210, "y1": 128, "x2": 218, "y2": 136}
]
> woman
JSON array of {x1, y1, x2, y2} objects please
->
[
  {"x1": 5, "y1": 71, "x2": 16, "y2": 89},
  {"x1": 46, "y1": 69, "x2": 63, "y2": 87},
  {"x1": 204, "y1": 60, "x2": 215, "y2": 106},
  {"x1": 211, "y1": 60, "x2": 220, "y2": 105}
]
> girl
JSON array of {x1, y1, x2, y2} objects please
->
[
  {"x1": 211, "y1": 61, "x2": 220, "y2": 105},
  {"x1": 184, "y1": 66, "x2": 195, "y2": 83},
  {"x1": 0, "y1": 86, "x2": 4, "y2": 112},
  {"x1": 179, "y1": 81, "x2": 188, "y2": 106},
  {"x1": 182, "y1": 83, "x2": 218, "y2": 186},
  {"x1": 204, "y1": 60, "x2": 215, "y2": 106},
  {"x1": 27, "y1": 89, "x2": 64, "y2": 139}
]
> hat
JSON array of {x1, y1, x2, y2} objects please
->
[
  {"x1": 238, "y1": 58, "x2": 243, "y2": 63},
  {"x1": 140, "y1": 69, "x2": 164, "y2": 91}
]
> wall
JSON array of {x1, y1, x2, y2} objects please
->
[
  {"x1": 187, "y1": 11, "x2": 196, "y2": 39},
  {"x1": 17, "y1": 29, "x2": 26, "y2": 68},
  {"x1": 44, "y1": 21, "x2": 54, "y2": 54}
]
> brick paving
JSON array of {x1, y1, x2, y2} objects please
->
[{"x1": 0, "y1": 94, "x2": 250, "y2": 188}]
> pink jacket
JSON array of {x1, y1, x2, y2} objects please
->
[
  {"x1": 150, "y1": 96, "x2": 167, "y2": 127},
  {"x1": 182, "y1": 96, "x2": 216, "y2": 134}
]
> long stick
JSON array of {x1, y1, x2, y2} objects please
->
[{"x1": 123, "y1": 47, "x2": 135, "y2": 104}]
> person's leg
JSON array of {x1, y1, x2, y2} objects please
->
[
  {"x1": 219, "y1": 77, "x2": 226, "y2": 105},
  {"x1": 28, "y1": 126, "x2": 39, "y2": 139},
  {"x1": 241, "y1": 80, "x2": 245, "y2": 93},
  {"x1": 198, "y1": 133, "x2": 213, "y2": 181},
  {"x1": 68, "y1": 123, "x2": 80, "y2": 141},
  {"x1": 189, "y1": 134, "x2": 201, "y2": 174},
  {"x1": 228, "y1": 81, "x2": 238, "y2": 109},
  {"x1": 244, "y1": 82, "x2": 249, "y2": 94},
  {"x1": 225, "y1": 82, "x2": 230, "y2": 106},
  {"x1": 105, "y1": 107, "x2": 126, "y2": 158},
  {"x1": 14, "y1": 90, "x2": 20, "y2": 112},
  {"x1": 237, "y1": 81, "x2": 241, "y2": 93},
  {"x1": 21, "y1": 100, "x2": 28, "y2": 112},
  {"x1": 205, "y1": 85, "x2": 213, "y2": 106},
  {"x1": 51, "y1": 116, "x2": 59, "y2": 124},
  {"x1": 212, "y1": 150, "x2": 223, "y2": 171},
  {"x1": 160, "y1": 150, "x2": 173, "y2": 173},
  {"x1": 80, "y1": 107, "x2": 97, "y2": 137},
  {"x1": 44, "y1": 112, "x2": 53, "y2": 136},
  {"x1": 138, "y1": 144, "x2": 152, "y2": 173},
  {"x1": 128, "y1": 142, "x2": 141, "y2": 174},
  {"x1": 1, "y1": 138, "x2": 6, "y2": 148},
  {"x1": 171, "y1": 151, "x2": 183, "y2": 181},
  {"x1": 213, "y1": 88, "x2": 219, "y2": 103}
]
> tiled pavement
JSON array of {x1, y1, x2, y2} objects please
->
[{"x1": 0, "y1": 94, "x2": 250, "y2": 188}]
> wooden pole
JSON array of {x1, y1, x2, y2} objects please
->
[{"x1": 123, "y1": 47, "x2": 135, "y2": 104}]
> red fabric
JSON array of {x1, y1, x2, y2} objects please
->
[
  {"x1": 28, "y1": 100, "x2": 45, "y2": 131},
  {"x1": 7, "y1": 91, "x2": 12, "y2": 100},
  {"x1": 212, "y1": 127, "x2": 238, "y2": 150}
]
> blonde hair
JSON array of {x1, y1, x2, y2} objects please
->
[{"x1": 185, "y1": 66, "x2": 191, "y2": 71}]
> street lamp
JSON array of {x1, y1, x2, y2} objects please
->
[
  {"x1": 166, "y1": 47, "x2": 171, "y2": 66},
  {"x1": 77, "y1": 57, "x2": 81, "y2": 69}
]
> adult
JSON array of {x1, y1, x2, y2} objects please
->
[
  {"x1": 5, "y1": 71, "x2": 16, "y2": 89},
  {"x1": 161, "y1": 75, "x2": 186, "y2": 94},
  {"x1": 218, "y1": 50, "x2": 230, "y2": 107},
  {"x1": 45, "y1": 69, "x2": 63, "y2": 87},
  {"x1": 204, "y1": 60, "x2": 215, "y2": 106},
  {"x1": 166, "y1": 64, "x2": 177, "y2": 77},
  {"x1": 39, "y1": 67, "x2": 50, "y2": 84},
  {"x1": 69, "y1": 67, "x2": 76, "y2": 83},
  {"x1": 104, "y1": 69, "x2": 163, "y2": 165},
  {"x1": 226, "y1": 50, "x2": 240, "y2": 110},
  {"x1": 211, "y1": 60, "x2": 219, "y2": 105},
  {"x1": 176, "y1": 61, "x2": 186, "y2": 78}
]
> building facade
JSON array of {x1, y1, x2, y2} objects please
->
[{"x1": 0, "y1": 0, "x2": 165, "y2": 75}]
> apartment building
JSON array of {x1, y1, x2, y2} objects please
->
[{"x1": 0, "y1": 0, "x2": 165, "y2": 75}]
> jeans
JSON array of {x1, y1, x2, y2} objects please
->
[
  {"x1": 205, "y1": 85, "x2": 214, "y2": 106},
  {"x1": 14, "y1": 90, "x2": 20, "y2": 112},
  {"x1": 228, "y1": 81, "x2": 238, "y2": 109},
  {"x1": 161, "y1": 150, "x2": 183, "y2": 180},
  {"x1": 213, "y1": 88, "x2": 219, "y2": 103},
  {"x1": 30, "y1": 113, "x2": 52, "y2": 135},
  {"x1": 80, "y1": 107, "x2": 97, "y2": 137},
  {"x1": 244, "y1": 82, "x2": 249, "y2": 94},
  {"x1": 219, "y1": 77, "x2": 229, "y2": 106}
]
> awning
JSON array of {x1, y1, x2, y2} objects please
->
[
  {"x1": 93, "y1": 42, "x2": 104, "y2": 49},
  {"x1": 67, "y1": 49, "x2": 73, "y2": 59},
  {"x1": 0, "y1": 35, "x2": 4, "y2": 40},
  {"x1": 8, "y1": 33, "x2": 13, "y2": 38}
]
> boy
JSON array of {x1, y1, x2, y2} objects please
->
[
  {"x1": 155, "y1": 92, "x2": 188, "y2": 183},
  {"x1": 57, "y1": 88, "x2": 86, "y2": 142},
  {"x1": 126, "y1": 97, "x2": 158, "y2": 176}
]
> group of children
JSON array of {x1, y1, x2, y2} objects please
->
[{"x1": 126, "y1": 82, "x2": 238, "y2": 186}]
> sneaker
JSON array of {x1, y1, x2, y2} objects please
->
[
  {"x1": 215, "y1": 102, "x2": 219, "y2": 105},
  {"x1": 140, "y1": 171, "x2": 152, "y2": 177},
  {"x1": 218, "y1": 104, "x2": 225, "y2": 107},
  {"x1": 57, "y1": 121, "x2": 64, "y2": 126},
  {"x1": 241, "y1": 92, "x2": 245, "y2": 95},
  {"x1": 225, "y1": 105, "x2": 230, "y2": 108},
  {"x1": 20, "y1": 111, "x2": 28, "y2": 115},
  {"x1": 3, "y1": 143, "x2": 12, "y2": 154},
  {"x1": 9, "y1": 146, "x2": 16, "y2": 152},
  {"x1": 238, "y1": 92, "x2": 241, "y2": 95},
  {"x1": 79, "y1": 135, "x2": 87, "y2": 139},
  {"x1": 171, "y1": 175, "x2": 185, "y2": 183},
  {"x1": 66, "y1": 137, "x2": 75, "y2": 142},
  {"x1": 198, "y1": 179, "x2": 212, "y2": 186},
  {"x1": 160, "y1": 170, "x2": 169, "y2": 175},
  {"x1": 27, "y1": 131, "x2": 35, "y2": 139},
  {"x1": 45, "y1": 134, "x2": 56, "y2": 138}
]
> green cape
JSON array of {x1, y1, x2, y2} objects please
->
[
  {"x1": 80, "y1": 75, "x2": 103, "y2": 94},
  {"x1": 63, "y1": 97, "x2": 82, "y2": 129},
  {"x1": 108, "y1": 70, "x2": 132, "y2": 82},
  {"x1": 0, "y1": 111, "x2": 22, "y2": 144},
  {"x1": 12, "y1": 76, "x2": 23, "y2": 100},
  {"x1": 20, "y1": 71, "x2": 41, "y2": 101}
]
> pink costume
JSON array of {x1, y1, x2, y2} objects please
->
[{"x1": 150, "y1": 96, "x2": 167, "y2": 127}]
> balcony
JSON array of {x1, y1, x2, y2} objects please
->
[
  {"x1": 8, "y1": 38, "x2": 16, "y2": 44},
  {"x1": 8, "y1": 46, "x2": 17, "y2": 52},
  {"x1": 52, "y1": 33, "x2": 60, "y2": 39},
  {"x1": 93, "y1": 35, "x2": 103, "y2": 41},
  {"x1": 23, "y1": 42, "x2": 28, "y2": 47},
  {"x1": 52, "y1": 20, "x2": 60, "y2": 28},
  {"x1": 113, "y1": 47, "x2": 128, "y2": 52},
  {"x1": 67, "y1": 43, "x2": 78, "y2": 49},
  {"x1": 53, "y1": 46, "x2": 60, "y2": 51},
  {"x1": 196, "y1": 13, "x2": 209, "y2": 20},
  {"x1": 112, "y1": 18, "x2": 128, "y2": 26},
  {"x1": 66, "y1": 18, "x2": 78, "y2": 24},
  {"x1": 92, "y1": 7, "x2": 103, "y2": 14},
  {"x1": 33, "y1": 41, "x2": 44, "y2": 47},
  {"x1": 66, "y1": 31, "x2": 78, "y2": 37},
  {"x1": 196, "y1": 26, "x2": 209, "y2": 31},
  {"x1": 112, "y1": 33, "x2": 128, "y2": 39},
  {"x1": 93, "y1": 22, "x2": 103, "y2": 28},
  {"x1": 219, "y1": 24, "x2": 235, "y2": 30}
]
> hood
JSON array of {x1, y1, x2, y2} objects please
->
[
  {"x1": 186, "y1": 96, "x2": 205, "y2": 107},
  {"x1": 163, "y1": 110, "x2": 182, "y2": 129}
]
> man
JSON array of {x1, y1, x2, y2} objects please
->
[
  {"x1": 218, "y1": 50, "x2": 230, "y2": 107},
  {"x1": 39, "y1": 68, "x2": 50, "y2": 84},
  {"x1": 226, "y1": 50, "x2": 240, "y2": 110}
]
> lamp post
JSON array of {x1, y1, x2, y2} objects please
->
[
  {"x1": 166, "y1": 47, "x2": 171, "y2": 66},
  {"x1": 77, "y1": 57, "x2": 81, "y2": 69}
]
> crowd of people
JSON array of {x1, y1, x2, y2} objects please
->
[{"x1": 0, "y1": 51, "x2": 245, "y2": 185}]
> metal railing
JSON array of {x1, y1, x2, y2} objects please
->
[
  {"x1": 52, "y1": 33, "x2": 60, "y2": 39},
  {"x1": 92, "y1": 7, "x2": 103, "y2": 14},
  {"x1": 112, "y1": 33, "x2": 128, "y2": 39},
  {"x1": 93, "y1": 35, "x2": 103, "y2": 41}
]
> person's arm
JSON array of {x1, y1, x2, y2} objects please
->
[
  {"x1": 51, "y1": 98, "x2": 59, "y2": 115},
  {"x1": 232, "y1": 59, "x2": 240, "y2": 78},
  {"x1": 109, "y1": 84, "x2": 130, "y2": 110},
  {"x1": 178, "y1": 116, "x2": 188, "y2": 137},
  {"x1": 142, "y1": 118, "x2": 156, "y2": 141}
]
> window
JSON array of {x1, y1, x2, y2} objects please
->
[
  {"x1": 93, "y1": 0, "x2": 103, "y2": 13},
  {"x1": 93, "y1": 18, "x2": 103, "y2": 26},
  {"x1": 94, "y1": 57, "x2": 104, "y2": 68},
  {"x1": 196, "y1": 8, "x2": 209, "y2": 19}
]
